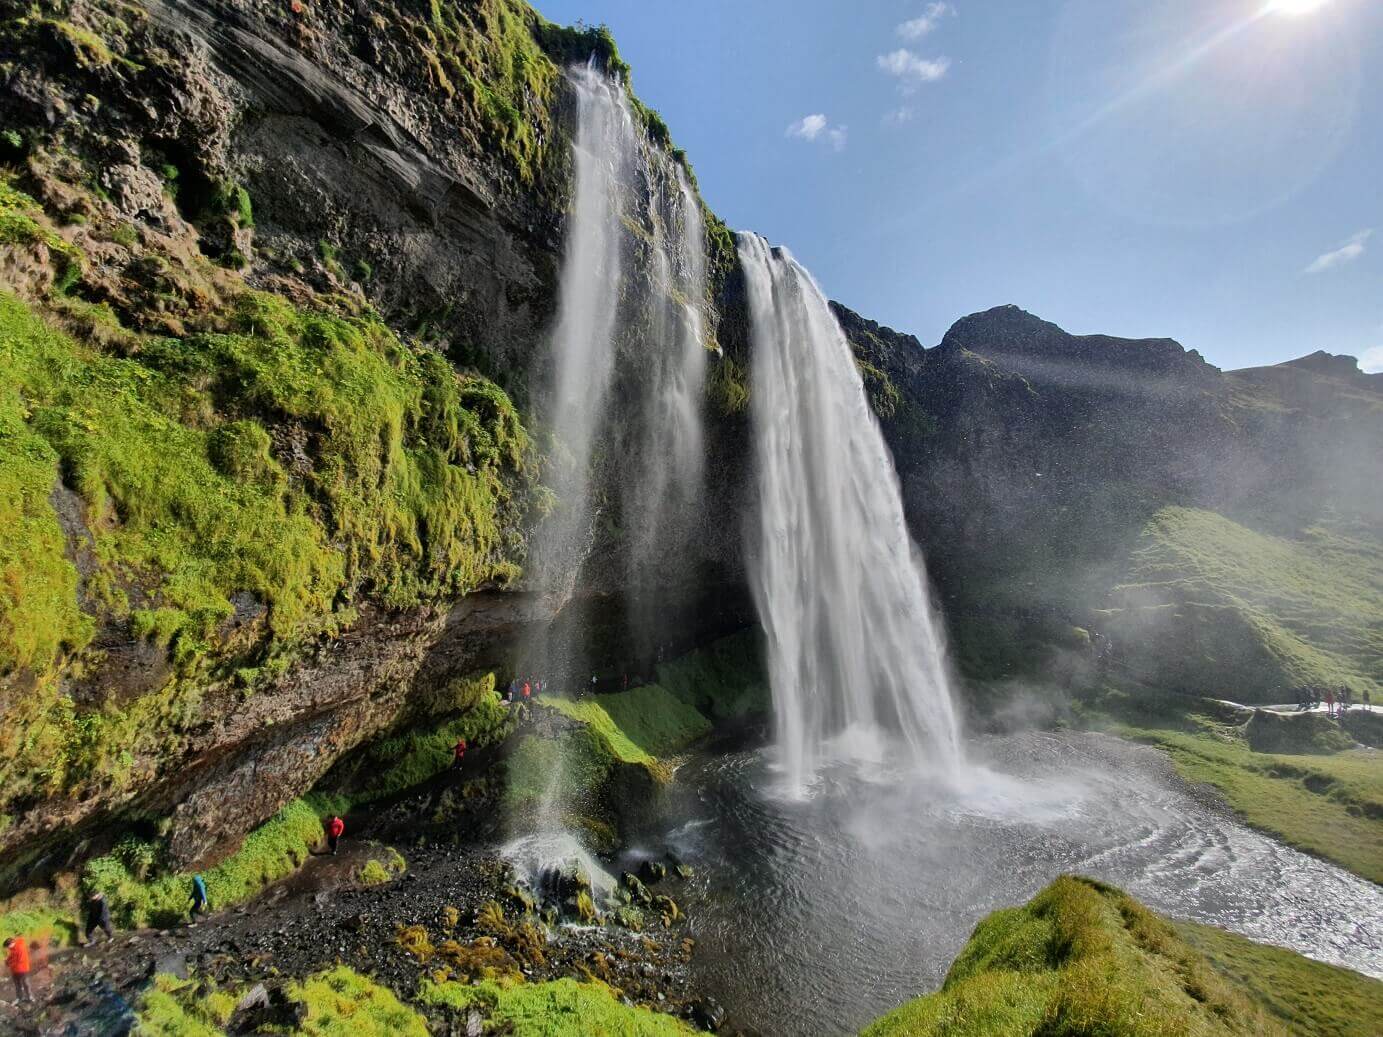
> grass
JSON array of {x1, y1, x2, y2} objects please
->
[
  {"x1": 418, "y1": 976, "x2": 696, "y2": 1035},
  {"x1": 0, "y1": 902, "x2": 79, "y2": 947},
  {"x1": 1104, "y1": 507, "x2": 1383, "y2": 701},
  {"x1": 1088, "y1": 691, "x2": 1383, "y2": 884},
  {"x1": 1177, "y1": 921, "x2": 1383, "y2": 1037},
  {"x1": 861, "y1": 875, "x2": 1381, "y2": 1037}
]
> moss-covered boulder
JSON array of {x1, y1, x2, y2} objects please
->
[{"x1": 861, "y1": 875, "x2": 1382, "y2": 1037}]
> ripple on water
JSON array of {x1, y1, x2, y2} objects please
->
[{"x1": 668, "y1": 730, "x2": 1383, "y2": 1037}]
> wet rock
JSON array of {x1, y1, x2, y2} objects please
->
[
  {"x1": 622, "y1": 872, "x2": 653, "y2": 907},
  {"x1": 639, "y1": 860, "x2": 668, "y2": 884},
  {"x1": 652, "y1": 894, "x2": 680, "y2": 924},
  {"x1": 691, "y1": 997, "x2": 727, "y2": 1032},
  {"x1": 151, "y1": 952, "x2": 188, "y2": 979}
]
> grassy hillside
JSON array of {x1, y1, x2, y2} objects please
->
[
  {"x1": 1103, "y1": 507, "x2": 1382, "y2": 702},
  {"x1": 861, "y1": 876, "x2": 1382, "y2": 1037}
]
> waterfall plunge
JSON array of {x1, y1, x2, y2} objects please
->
[{"x1": 739, "y1": 234, "x2": 963, "y2": 795}]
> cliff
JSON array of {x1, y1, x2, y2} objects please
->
[{"x1": 836, "y1": 302, "x2": 1382, "y2": 701}]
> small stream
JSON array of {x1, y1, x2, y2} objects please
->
[{"x1": 661, "y1": 730, "x2": 1382, "y2": 1036}]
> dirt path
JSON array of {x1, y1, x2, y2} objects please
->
[{"x1": 2, "y1": 782, "x2": 699, "y2": 1035}]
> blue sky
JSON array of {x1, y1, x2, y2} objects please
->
[{"x1": 535, "y1": 0, "x2": 1382, "y2": 372}]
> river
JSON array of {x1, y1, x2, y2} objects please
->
[{"x1": 655, "y1": 730, "x2": 1382, "y2": 1036}]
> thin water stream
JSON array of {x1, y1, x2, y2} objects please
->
[{"x1": 663, "y1": 730, "x2": 1383, "y2": 1036}]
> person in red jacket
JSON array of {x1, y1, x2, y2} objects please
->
[
  {"x1": 326, "y1": 815, "x2": 345, "y2": 855},
  {"x1": 4, "y1": 936, "x2": 32, "y2": 1005},
  {"x1": 451, "y1": 737, "x2": 467, "y2": 771}
]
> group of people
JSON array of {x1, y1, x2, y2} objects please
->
[
  {"x1": 1294, "y1": 684, "x2": 1370, "y2": 716},
  {"x1": 4, "y1": 878, "x2": 212, "y2": 1008},
  {"x1": 503, "y1": 676, "x2": 548, "y2": 705}
]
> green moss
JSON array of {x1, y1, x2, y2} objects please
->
[
  {"x1": 333, "y1": 675, "x2": 514, "y2": 802},
  {"x1": 134, "y1": 974, "x2": 237, "y2": 1037},
  {"x1": 82, "y1": 794, "x2": 348, "y2": 929},
  {"x1": 655, "y1": 630, "x2": 769, "y2": 722},
  {"x1": 0, "y1": 286, "x2": 531, "y2": 809},
  {"x1": 288, "y1": 966, "x2": 430, "y2": 1037},
  {"x1": 861, "y1": 876, "x2": 1319, "y2": 1037},
  {"x1": 544, "y1": 685, "x2": 712, "y2": 760},
  {"x1": 418, "y1": 976, "x2": 696, "y2": 1035},
  {"x1": 359, "y1": 859, "x2": 391, "y2": 886}
]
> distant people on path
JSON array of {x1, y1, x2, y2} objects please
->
[
  {"x1": 326, "y1": 815, "x2": 345, "y2": 855},
  {"x1": 452, "y1": 737, "x2": 467, "y2": 771},
  {"x1": 188, "y1": 874, "x2": 209, "y2": 924},
  {"x1": 4, "y1": 936, "x2": 32, "y2": 1006},
  {"x1": 1365, "y1": 688, "x2": 1373, "y2": 709},
  {"x1": 1325, "y1": 687, "x2": 1336, "y2": 718},
  {"x1": 82, "y1": 891, "x2": 113, "y2": 945}
]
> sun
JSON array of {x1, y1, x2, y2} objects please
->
[{"x1": 1269, "y1": 0, "x2": 1330, "y2": 15}]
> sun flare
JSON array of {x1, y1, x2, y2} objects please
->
[{"x1": 1269, "y1": 0, "x2": 1330, "y2": 16}]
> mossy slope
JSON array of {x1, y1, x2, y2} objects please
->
[
  {"x1": 1104, "y1": 507, "x2": 1382, "y2": 702},
  {"x1": 862, "y1": 876, "x2": 1381, "y2": 1037},
  {"x1": 0, "y1": 178, "x2": 534, "y2": 820}
]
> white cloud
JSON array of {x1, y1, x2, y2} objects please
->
[
  {"x1": 877, "y1": 49, "x2": 951, "y2": 93},
  {"x1": 786, "y1": 113, "x2": 829, "y2": 141},
  {"x1": 1359, "y1": 346, "x2": 1383, "y2": 374},
  {"x1": 1304, "y1": 229, "x2": 1372, "y2": 274},
  {"x1": 897, "y1": 2, "x2": 954, "y2": 40},
  {"x1": 883, "y1": 106, "x2": 916, "y2": 127},
  {"x1": 787, "y1": 113, "x2": 847, "y2": 151}
]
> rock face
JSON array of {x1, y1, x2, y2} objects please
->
[{"x1": 838, "y1": 302, "x2": 1383, "y2": 701}]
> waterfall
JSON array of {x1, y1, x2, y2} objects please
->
[
  {"x1": 625, "y1": 167, "x2": 710, "y2": 614},
  {"x1": 527, "y1": 65, "x2": 633, "y2": 606},
  {"x1": 510, "y1": 62, "x2": 709, "y2": 849},
  {"x1": 738, "y1": 234, "x2": 963, "y2": 795}
]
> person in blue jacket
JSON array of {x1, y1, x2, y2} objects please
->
[{"x1": 189, "y1": 874, "x2": 209, "y2": 925}]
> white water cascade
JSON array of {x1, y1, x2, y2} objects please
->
[
  {"x1": 739, "y1": 234, "x2": 963, "y2": 794},
  {"x1": 527, "y1": 64, "x2": 634, "y2": 604},
  {"x1": 509, "y1": 63, "x2": 710, "y2": 852}
]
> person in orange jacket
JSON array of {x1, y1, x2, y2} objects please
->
[
  {"x1": 4, "y1": 936, "x2": 32, "y2": 1005},
  {"x1": 451, "y1": 737, "x2": 467, "y2": 771},
  {"x1": 326, "y1": 815, "x2": 345, "y2": 855}
]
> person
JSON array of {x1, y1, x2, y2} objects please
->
[
  {"x1": 326, "y1": 815, "x2": 345, "y2": 855},
  {"x1": 522, "y1": 680, "x2": 531, "y2": 701},
  {"x1": 4, "y1": 936, "x2": 31, "y2": 1006},
  {"x1": 452, "y1": 737, "x2": 467, "y2": 771},
  {"x1": 1365, "y1": 688, "x2": 1373, "y2": 709},
  {"x1": 188, "y1": 874, "x2": 209, "y2": 924},
  {"x1": 82, "y1": 890, "x2": 112, "y2": 945},
  {"x1": 1325, "y1": 686, "x2": 1335, "y2": 718}
]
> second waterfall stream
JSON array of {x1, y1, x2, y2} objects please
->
[{"x1": 739, "y1": 234, "x2": 964, "y2": 794}]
